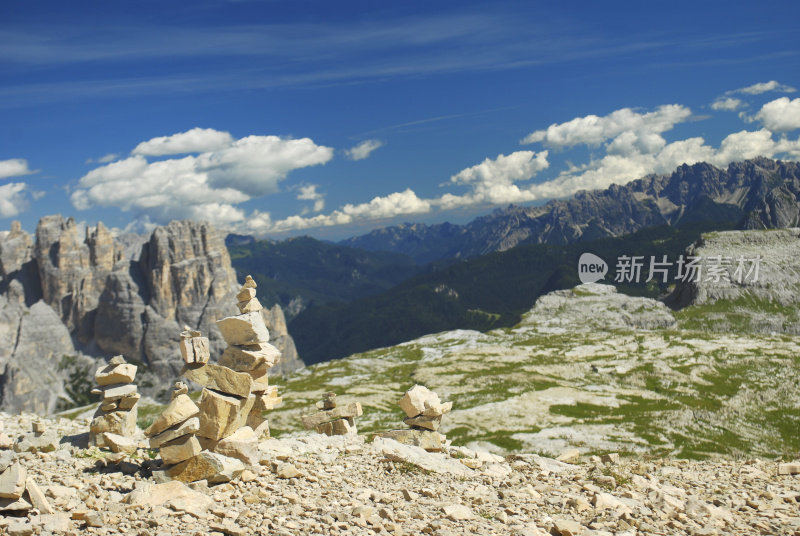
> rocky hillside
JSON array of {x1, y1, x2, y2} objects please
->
[
  {"x1": 1, "y1": 412, "x2": 799, "y2": 535},
  {"x1": 665, "y1": 228, "x2": 800, "y2": 335},
  {"x1": 342, "y1": 157, "x2": 800, "y2": 262},
  {"x1": 0, "y1": 217, "x2": 302, "y2": 414},
  {"x1": 268, "y1": 279, "x2": 800, "y2": 460}
]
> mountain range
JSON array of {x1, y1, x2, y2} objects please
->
[
  {"x1": 340, "y1": 157, "x2": 800, "y2": 262},
  {"x1": 229, "y1": 158, "x2": 800, "y2": 363}
]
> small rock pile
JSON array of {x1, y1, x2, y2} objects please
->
[
  {"x1": 215, "y1": 275, "x2": 283, "y2": 436},
  {"x1": 0, "y1": 455, "x2": 53, "y2": 515},
  {"x1": 377, "y1": 385, "x2": 451, "y2": 452},
  {"x1": 301, "y1": 392, "x2": 362, "y2": 436},
  {"x1": 88, "y1": 356, "x2": 140, "y2": 448},
  {"x1": 145, "y1": 275, "x2": 283, "y2": 483},
  {"x1": 13, "y1": 422, "x2": 59, "y2": 454}
]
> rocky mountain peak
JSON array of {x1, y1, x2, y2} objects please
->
[
  {"x1": 343, "y1": 158, "x2": 800, "y2": 262},
  {"x1": 0, "y1": 217, "x2": 303, "y2": 414},
  {"x1": 139, "y1": 220, "x2": 236, "y2": 323}
]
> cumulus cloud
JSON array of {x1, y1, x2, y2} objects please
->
[
  {"x1": 253, "y1": 151, "x2": 550, "y2": 233},
  {"x1": 735, "y1": 80, "x2": 796, "y2": 95},
  {"x1": 0, "y1": 183, "x2": 29, "y2": 217},
  {"x1": 197, "y1": 135, "x2": 333, "y2": 196},
  {"x1": 711, "y1": 97, "x2": 743, "y2": 111},
  {"x1": 132, "y1": 127, "x2": 235, "y2": 156},
  {"x1": 520, "y1": 105, "x2": 692, "y2": 150},
  {"x1": 297, "y1": 184, "x2": 325, "y2": 213},
  {"x1": 439, "y1": 150, "x2": 550, "y2": 209},
  {"x1": 72, "y1": 129, "x2": 334, "y2": 227},
  {"x1": 753, "y1": 97, "x2": 800, "y2": 132},
  {"x1": 516, "y1": 101, "x2": 800, "y2": 203},
  {"x1": 262, "y1": 189, "x2": 431, "y2": 233},
  {"x1": 0, "y1": 158, "x2": 36, "y2": 179},
  {"x1": 345, "y1": 139, "x2": 384, "y2": 160}
]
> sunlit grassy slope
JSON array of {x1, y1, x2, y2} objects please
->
[{"x1": 267, "y1": 283, "x2": 800, "y2": 460}]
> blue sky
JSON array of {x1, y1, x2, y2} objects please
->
[{"x1": 2, "y1": 1, "x2": 800, "y2": 240}]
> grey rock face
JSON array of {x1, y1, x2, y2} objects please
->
[
  {"x1": 0, "y1": 217, "x2": 303, "y2": 412},
  {"x1": 663, "y1": 227, "x2": 800, "y2": 334},
  {"x1": 0, "y1": 300, "x2": 80, "y2": 414},
  {"x1": 520, "y1": 282, "x2": 677, "y2": 332},
  {"x1": 343, "y1": 157, "x2": 800, "y2": 262}
]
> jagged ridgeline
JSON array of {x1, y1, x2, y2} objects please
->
[
  {"x1": 0, "y1": 217, "x2": 303, "y2": 414},
  {"x1": 228, "y1": 157, "x2": 800, "y2": 365}
]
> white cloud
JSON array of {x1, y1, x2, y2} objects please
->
[
  {"x1": 262, "y1": 189, "x2": 431, "y2": 233},
  {"x1": 711, "y1": 97, "x2": 743, "y2": 111},
  {"x1": 297, "y1": 184, "x2": 325, "y2": 212},
  {"x1": 0, "y1": 183, "x2": 29, "y2": 217},
  {"x1": 85, "y1": 153, "x2": 120, "y2": 164},
  {"x1": 753, "y1": 97, "x2": 800, "y2": 132},
  {"x1": 735, "y1": 80, "x2": 796, "y2": 95},
  {"x1": 0, "y1": 158, "x2": 36, "y2": 179},
  {"x1": 439, "y1": 150, "x2": 550, "y2": 209},
  {"x1": 345, "y1": 139, "x2": 384, "y2": 161},
  {"x1": 520, "y1": 105, "x2": 692, "y2": 149},
  {"x1": 197, "y1": 135, "x2": 333, "y2": 196},
  {"x1": 72, "y1": 131, "x2": 334, "y2": 228},
  {"x1": 132, "y1": 127, "x2": 235, "y2": 156}
]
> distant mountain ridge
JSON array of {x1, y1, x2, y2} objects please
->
[
  {"x1": 340, "y1": 157, "x2": 800, "y2": 262},
  {"x1": 228, "y1": 236, "x2": 420, "y2": 319}
]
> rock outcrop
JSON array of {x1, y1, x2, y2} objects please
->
[
  {"x1": 664, "y1": 227, "x2": 800, "y2": 334},
  {"x1": 0, "y1": 217, "x2": 303, "y2": 413}
]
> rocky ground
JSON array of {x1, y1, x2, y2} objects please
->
[{"x1": 1, "y1": 412, "x2": 799, "y2": 536}]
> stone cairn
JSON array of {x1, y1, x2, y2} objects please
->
[
  {"x1": 376, "y1": 384, "x2": 452, "y2": 452},
  {"x1": 301, "y1": 392, "x2": 362, "y2": 436},
  {"x1": 88, "y1": 356, "x2": 140, "y2": 449},
  {"x1": 144, "y1": 275, "x2": 282, "y2": 483}
]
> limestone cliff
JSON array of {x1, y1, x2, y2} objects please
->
[
  {"x1": 0, "y1": 217, "x2": 303, "y2": 413},
  {"x1": 664, "y1": 227, "x2": 800, "y2": 334}
]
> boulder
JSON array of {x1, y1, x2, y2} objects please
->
[
  {"x1": 398, "y1": 385, "x2": 440, "y2": 418},
  {"x1": 374, "y1": 429, "x2": 443, "y2": 452},
  {"x1": 218, "y1": 343, "x2": 280, "y2": 372},
  {"x1": 166, "y1": 451, "x2": 244, "y2": 484},
  {"x1": 374, "y1": 437, "x2": 472, "y2": 476},
  {"x1": 181, "y1": 363, "x2": 253, "y2": 399},
  {"x1": 213, "y1": 427, "x2": 260, "y2": 466},
  {"x1": 149, "y1": 417, "x2": 200, "y2": 449},
  {"x1": 404, "y1": 414, "x2": 442, "y2": 431},
  {"x1": 144, "y1": 394, "x2": 199, "y2": 438},
  {"x1": 216, "y1": 312, "x2": 269, "y2": 346},
  {"x1": 101, "y1": 384, "x2": 138, "y2": 403},
  {"x1": 102, "y1": 433, "x2": 138, "y2": 454},
  {"x1": 197, "y1": 389, "x2": 255, "y2": 441},
  {"x1": 160, "y1": 435, "x2": 202, "y2": 465},
  {"x1": 23, "y1": 477, "x2": 53, "y2": 514},
  {"x1": 94, "y1": 363, "x2": 137, "y2": 386},
  {"x1": 0, "y1": 463, "x2": 26, "y2": 499}
]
